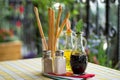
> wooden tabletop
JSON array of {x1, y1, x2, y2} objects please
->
[{"x1": 0, "y1": 58, "x2": 120, "y2": 80}]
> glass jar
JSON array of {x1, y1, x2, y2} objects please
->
[{"x1": 70, "y1": 32, "x2": 88, "y2": 74}]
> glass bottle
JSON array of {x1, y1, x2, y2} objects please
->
[
  {"x1": 70, "y1": 32, "x2": 88, "y2": 74},
  {"x1": 42, "y1": 50, "x2": 53, "y2": 73},
  {"x1": 54, "y1": 50, "x2": 66, "y2": 74},
  {"x1": 64, "y1": 29, "x2": 73, "y2": 71}
]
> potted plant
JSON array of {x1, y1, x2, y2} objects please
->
[{"x1": 0, "y1": 29, "x2": 22, "y2": 61}]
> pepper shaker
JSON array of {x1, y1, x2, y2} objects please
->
[{"x1": 42, "y1": 50, "x2": 53, "y2": 73}]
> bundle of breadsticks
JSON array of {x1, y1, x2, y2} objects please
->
[{"x1": 34, "y1": 5, "x2": 70, "y2": 57}]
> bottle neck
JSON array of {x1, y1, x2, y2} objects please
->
[
  {"x1": 64, "y1": 32, "x2": 73, "y2": 49},
  {"x1": 73, "y1": 33, "x2": 86, "y2": 54}
]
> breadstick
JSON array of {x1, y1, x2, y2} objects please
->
[
  {"x1": 34, "y1": 7, "x2": 48, "y2": 50},
  {"x1": 57, "y1": 12, "x2": 70, "y2": 38},
  {"x1": 48, "y1": 8, "x2": 52, "y2": 50},
  {"x1": 51, "y1": 9, "x2": 55, "y2": 57},
  {"x1": 54, "y1": 5, "x2": 62, "y2": 51}
]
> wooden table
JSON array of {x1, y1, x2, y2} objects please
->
[{"x1": 0, "y1": 58, "x2": 120, "y2": 80}]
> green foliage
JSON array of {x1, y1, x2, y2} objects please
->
[
  {"x1": 88, "y1": 35, "x2": 112, "y2": 68},
  {"x1": 97, "y1": 41, "x2": 112, "y2": 68},
  {"x1": 0, "y1": 0, "x2": 20, "y2": 43},
  {"x1": 75, "y1": 19, "x2": 83, "y2": 33},
  {"x1": 97, "y1": 41, "x2": 107, "y2": 66}
]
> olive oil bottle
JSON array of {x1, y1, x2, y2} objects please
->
[{"x1": 64, "y1": 28, "x2": 73, "y2": 71}]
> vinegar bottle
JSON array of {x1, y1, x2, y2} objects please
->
[{"x1": 70, "y1": 32, "x2": 88, "y2": 74}]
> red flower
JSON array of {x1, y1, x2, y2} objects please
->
[
  {"x1": 16, "y1": 20, "x2": 21, "y2": 28},
  {"x1": 19, "y1": 5, "x2": 24, "y2": 14}
]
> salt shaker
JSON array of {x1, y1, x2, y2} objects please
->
[
  {"x1": 54, "y1": 50, "x2": 66, "y2": 74},
  {"x1": 42, "y1": 50, "x2": 53, "y2": 73}
]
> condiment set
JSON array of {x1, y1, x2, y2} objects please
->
[
  {"x1": 34, "y1": 5, "x2": 88, "y2": 75},
  {"x1": 42, "y1": 31, "x2": 88, "y2": 75}
]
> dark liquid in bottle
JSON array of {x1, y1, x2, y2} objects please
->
[{"x1": 70, "y1": 54, "x2": 87, "y2": 74}]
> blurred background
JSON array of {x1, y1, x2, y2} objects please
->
[{"x1": 0, "y1": 0, "x2": 120, "y2": 70}]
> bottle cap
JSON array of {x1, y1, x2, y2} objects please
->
[
  {"x1": 42, "y1": 50, "x2": 51, "y2": 58},
  {"x1": 55, "y1": 50, "x2": 64, "y2": 56}
]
